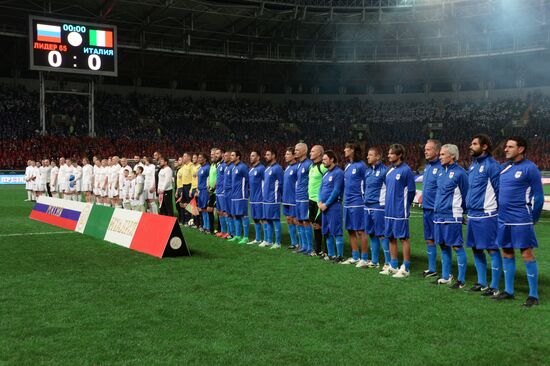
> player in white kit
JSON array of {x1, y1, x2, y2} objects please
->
[
  {"x1": 143, "y1": 157, "x2": 158, "y2": 214},
  {"x1": 25, "y1": 160, "x2": 34, "y2": 201},
  {"x1": 81, "y1": 157, "x2": 94, "y2": 203},
  {"x1": 32, "y1": 161, "x2": 43, "y2": 198},
  {"x1": 99, "y1": 159, "x2": 109, "y2": 205},
  {"x1": 58, "y1": 157, "x2": 69, "y2": 199},
  {"x1": 132, "y1": 166, "x2": 146, "y2": 212},
  {"x1": 108, "y1": 156, "x2": 122, "y2": 207},
  {"x1": 118, "y1": 157, "x2": 133, "y2": 206},
  {"x1": 49, "y1": 160, "x2": 59, "y2": 198}
]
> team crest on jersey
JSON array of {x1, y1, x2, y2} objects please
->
[
  {"x1": 376, "y1": 171, "x2": 380, "y2": 177},
  {"x1": 269, "y1": 171, "x2": 272, "y2": 175},
  {"x1": 254, "y1": 171, "x2": 257, "y2": 176},
  {"x1": 432, "y1": 168, "x2": 438, "y2": 174},
  {"x1": 515, "y1": 171, "x2": 522, "y2": 178},
  {"x1": 352, "y1": 169, "x2": 356, "y2": 174},
  {"x1": 290, "y1": 171, "x2": 293, "y2": 175},
  {"x1": 396, "y1": 174, "x2": 401, "y2": 180},
  {"x1": 449, "y1": 172, "x2": 455, "y2": 178},
  {"x1": 470, "y1": 166, "x2": 474, "y2": 170},
  {"x1": 479, "y1": 165, "x2": 484, "y2": 173},
  {"x1": 329, "y1": 176, "x2": 333, "y2": 182},
  {"x1": 302, "y1": 168, "x2": 305, "y2": 173}
]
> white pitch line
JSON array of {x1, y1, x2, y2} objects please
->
[{"x1": 0, "y1": 231, "x2": 74, "y2": 237}]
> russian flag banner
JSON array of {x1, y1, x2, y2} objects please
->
[
  {"x1": 36, "y1": 23, "x2": 61, "y2": 43},
  {"x1": 29, "y1": 196, "x2": 90, "y2": 230}
]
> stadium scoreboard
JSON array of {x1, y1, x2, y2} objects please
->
[{"x1": 29, "y1": 16, "x2": 117, "y2": 77}]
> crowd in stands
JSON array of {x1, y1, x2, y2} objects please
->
[{"x1": 1, "y1": 84, "x2": 549, "y2": 171}]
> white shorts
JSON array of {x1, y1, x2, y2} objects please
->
[
  {"x1": 145, "y1": 185, "x2": 157, "y2": 200},
  {"x1": 59, "y1": 183, "x2": 68, "y2": 193},
  {"x1": 36, "y1": 183, "x2": 45, "y2": 192},
  {"x1": 26, "y1": 182, "x2": 32, "y2": 190},
  {"x1": 108, "y1": 187, "x2": 118, "y2": 198},
  {"x1": 50, "y1": 184, "x2": 57, "y2": 193},
  {"x1": 81, "y1": 182, "x2": 93, "y2": 192},
  {"x1": 100, "y1": 188, "x2": 108, "y2": 197}
]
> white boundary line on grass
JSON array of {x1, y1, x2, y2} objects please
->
[{"x1": 0, "y1": 231, "x2": 74, "y2": 237}]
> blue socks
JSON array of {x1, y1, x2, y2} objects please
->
[
  {"x1": 427, "y1": 244, "x2": 437, "y2": 273},
  {"x1": 335, "y1": 236, "x2": 344, "y2": 257},
  {"x1": 489, "y1": 251, "x2": 502, "y2": 290},
  {"x1": 370, "y1": 236, "x2": 380, "y2": 265},
  {"x1": 525, "y1": 260, "x2": 539, "y2": 299},
  {"x1": 403, "y1": 260, "x2": 410, "y2": 272},
  {"x1": 326, "y1": 236, "x2": 335, "y2": 257},
  {"x1": 254, "y1": 222, "x2": 262, "y2": 242},
  {"x1": 266, "y1": 221, "x2": 274, "y2": 244},
  {"x1": 289, "y1": 224, "x2": 298, "y2": 245},
  {"x1": 227, "y1": 217, "x2": 234, "y2": 236},
  {"x1": 455, "y1": 247, "x2": 467, "y2": 282},
  {"x1": 220, "y1": 216, "x2": 227, "y2": 233},
  {"x1": 352, "y1": 250, "x2": 359, "y2": 261},
  {"x1": 273, "y1": 220, "x2": 282, "y2": 245},
  {"x1": 262, "y1": 223, "x2": 268, "y2": 242},
  {"x1": 234, "y1": 217, "x2": 242, "y2": 237},
  {"x1": 381, "y1": 238, "x2": 390, "y2": 264},
  {"x1": 390, "y1": 258, "x2": 398, "y2": 270},
  {"x1": 297, "y1": 225, "x2": 305, "y2": 252},
  {"x1": 473, "y1": 251, "x2": 488, "y2": 287},
  {"x1": 242, "y1": 217, "x2": 250, "y2": 238},
  {"x1": 503, "y1": 257, "x2": 516, "y2": 295},
  {"x1": 305, "y1": 226, "x2": 313, "y2": 252},
  {"x1": 441, "y1": 245, "x2": 452, "y2": 280}
]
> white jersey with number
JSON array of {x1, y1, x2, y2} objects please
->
[
  {"x1": 58, "y1": 164, "x2": 69, "y2": 191},
  {"x1": 31, "y1": 166, "x2": 39, "y2": 191}
]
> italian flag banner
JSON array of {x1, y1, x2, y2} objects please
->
[
  {"x1": 89, "y1": 29, "x2": 114, "y2": 48},
  {"x1": 30, "y1": 196, "x2": 189, "y2": 258}
]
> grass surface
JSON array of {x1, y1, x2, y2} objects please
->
[{"x1": 1, "y1": 185, "x2": 549, "y2": 365}]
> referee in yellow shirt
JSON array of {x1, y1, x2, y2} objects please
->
[
  {"x1": 191, "y1": 153, "x2": 201, "y2": 228},
  {"x1": 177, "y1": 153, "x2": 194, "y2": 225}
]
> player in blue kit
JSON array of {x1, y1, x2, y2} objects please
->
[
  {"x1": 317, "y1": 150, "x2": 345, "y2": 263},
  {"x1": 381, "y1": 144, "x2": 416, "y2": 278},
  {"x1": 215, "y1": 151, "x2": 228, "y2": 238},
  {"x1": 294, "y1": 142, "x2": 314, "y2": 254},
  {"x1": 495, "y1": 137, "x2": 543, "y2": 307},
  {"x1": 248, "y1": 151, "x2": 266, "y2": 246},
  {"x1": 422, "y1": 139, "x2": 442, "y2": 278},
  {"x1": 262, "y1": 149, "x2": 285, "y2": 249},
  {"x1": 364, "y1": 147, "x2": 389, "y2": 270},
  {"x1": 228, "y1": 150, "x2": 250, "y2": 244},
  {"x1": 432, "y1": 144, "x2": 469, "y2": 288},
  {"x1": 466, "y1": 134, "x2": 503, "y2": 296},
  {"x1": 223, "y1": 152, "x2": 235, "y2": 239},
  {"x1": 196, "y1": 153, "x2": 211, "y2": 233},
  {"x1": 341, "y1": 141, "x2": 369, "y2": 267},
  {"x1": 282, "y1": 147, "x2": 300, "y2": 250}
]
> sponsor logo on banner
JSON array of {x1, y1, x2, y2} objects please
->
[
  {"x1": 104, "y1": 208, "x2": 143, "y2": 248},
  {"x1": 0, "y1": 174, "x2": 26, "y2": 184}
]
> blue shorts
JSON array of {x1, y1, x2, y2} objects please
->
[
  {"x1": 296, "y1": 200, "x2": 309, "y2": 221},
  {"x1": 231, "y1": 199, "x2": 248, "y2": 217},
  {"x1": 198, "y1": 189, "x2": 209, "y2": 209},
  {"x1": 466, "y1": 216, "x2": 498, "y2": 250},
  {"x1": 497, "y1": 223, "x2": 538, "y2": 249},
  {"x1": 250, "y1": 202, "x2": 264, "y2": 220},
  {"x1": 216, "y1": 193, "x2": 225, "y2": 211},
  {"x1": 263, "y1": 203, "x2": 281, "y2": 221},
  {"x1": 384, "y1": 218, "x2": 410, "y2": 239},
  {"x1": 282, "y1": 204, "x2": 295, "y2": 217},
  {"x1": 224, "y1": 195, "x2": 233, "y2": 215},
  {"x1": 364, "y1": 208, "x2": 385, "y2": 237},
  {"x1": 322, "y1": 203, "x2": 343, "y2": 236},
  {"x1": 344, "y1": 206, "x2": 364, "y2": 231},
  {"x1": 423, "y1": 209, "x2": 435, "y2": 241},
  {"x1": 434, "y1": 222, "x2": 463, "y2": 246}
]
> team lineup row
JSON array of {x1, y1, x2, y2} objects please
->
[{"x1": 24, "y1": 135, "x2": 543, "y2": 307}]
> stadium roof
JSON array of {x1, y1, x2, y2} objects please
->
[{"x1": 1, "y1": 0, "x2": 549, "y2": 63}]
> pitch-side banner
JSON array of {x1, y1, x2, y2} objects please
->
[{"x1": 30, "y1": 196, "x2": 190, "y2": 257}]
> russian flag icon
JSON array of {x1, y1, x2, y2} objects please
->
[{"x1": 37, "y1": 24, "x2": 61, "y2": 43}]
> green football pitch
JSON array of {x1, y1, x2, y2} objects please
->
[{"x1": 1, "y1": 185, "x2": 549, "y2": 365}]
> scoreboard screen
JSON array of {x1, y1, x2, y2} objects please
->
[{"x1": 29, "y1": 16, "x2": 117, "y2": 77}]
